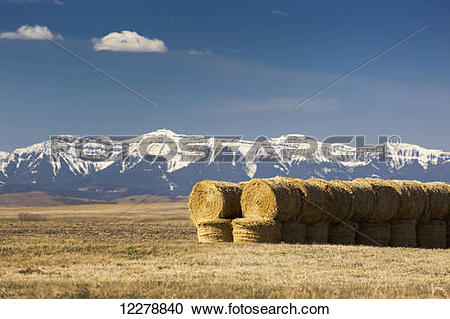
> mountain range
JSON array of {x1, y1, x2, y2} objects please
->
[{"x1": 0, "y1": 129, "x2": 449, "y2": 200}]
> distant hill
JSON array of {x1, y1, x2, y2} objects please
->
[
  {"x1": 0, "y1": 191, "x2": 188, "y2": 207},
  {"x1": 0, "y1": 191, "x2": 107, "y2": 207},
  {"x1": 116, "y1": 195, "x2": 188, "y2": 203}
]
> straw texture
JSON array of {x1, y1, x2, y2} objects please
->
[
  {"x1": 197, "y1": 219, "x2": 233, "y2": 242},
  {"x1": 393, "y1": 180, "x2": 428, "y2": 221},
  {"x1": 329, "y1": 222, "x2": 358, "y2": 245},
  {"x1": 241, "y1": 177, "x2": 303, "y2": 222},
  {"x1": 345, "y1": 179, "x2": 377, "y2": 222},
  {"x1": 356, "y1": 222, "x2": 391, "y2": 246},
  {"x1": 232, "y1": 218, "x2": 282, "y2": 243},
  {"x1": 305, "y1": 222, "x2": 329, "y2": 244},
  {"x1": 281, "y1": 222, "x2": 307, "y2": 244},
  {"x1": 355, "y1": 178, "x2": 401, "y2": 221},
  {"x1": 423, "y1": 182, "x2": 450, "y2": 221},
  {"x1": 389, "y1": 219, "x2": 417, "y2": 247},
  {"x1": 189, "y1": 180, "x2": 244, "y2": 224},
  {"x1": 416, "y1": 220, "x2": 447, "y2": 249},
  {"x1": 294, "y1": 178, "x2": 334, "y2": 223}
]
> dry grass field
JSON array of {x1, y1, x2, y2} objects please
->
[{"x1": 0, "y1": 202, "x2": 449, "y2": 298}]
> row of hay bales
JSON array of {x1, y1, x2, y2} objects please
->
[{"x1": 189, "y1": 177, "x2": 450, "y2": 248}]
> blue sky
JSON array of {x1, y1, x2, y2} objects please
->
[{"x1": 0, "y1": 0, "x2": 449, "y2": 151}]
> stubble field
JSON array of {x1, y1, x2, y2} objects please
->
[{"x1": 0, "y1": 202, "x2": 449, "y2": 298}]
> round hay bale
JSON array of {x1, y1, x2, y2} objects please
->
[
  {"x1": 241, "y1": 177, "x2": 303, "y2": 222},
  {"x1": 355, "y1": 178, "x2": 401, "y2": 221},
  {"x1": 305, "y1": 222, "x2": 329, "y2": 244},
  {"x1": 197, "y1": 219, "x2": 233, "y2": 242},
  {"x1": 291, "y1": 178, "x2": 353, "y2": 223},
  {"x1": 447, "y1": 222, "x2": 450, "y2": 248},
  {"x1": 422, "y1": 182, "x2": 450, "y2": 221},
  {"x1": 293, "y1": 178, "x2": 334, "y2": 224},
  {"x1": 281, "y1": 222, "x2": 306, "y2": 243},
  {"x1": 389, "y1": 219, "x2": 417, "y2": 247},
  {"x1": 392, "y1": 180, "x2": 428, "y2": 221},
  {"x1": 232, "y1": 218, "x2": 282, "y2": 243},
  {"x1": 189, "y1": 180, "x2": 244, "y2": 224},
  {"x1": 328, "y1": 180, "x2": 354, "y2": 221},
  {"x1": 238, "y1": 181, "x2": 249, "y2": 186},
  {"x1": 416, "y1": 220, "x2": 447, "y2": 249},
  {"x1": 329, "y1": 222, "x2": 358, "y2": 245},
  {"x1": 345, "y1": 179, "x2": 377, "y2": 222},
  {"x1": 356, "y1": 222, "x2": 391, "y2": 246}
]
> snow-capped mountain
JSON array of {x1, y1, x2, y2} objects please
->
[
  {"x1": 0, "y1": 151, "x2": 9, "y2": 161},
  {"x1": 0, "y1": 129, "x2": 449, "y2": 199}
]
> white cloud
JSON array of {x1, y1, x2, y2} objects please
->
[
  {"x1": 92, "y1": 31, "x2": 168, "y2": 53},
  {"x1": 269, "y1": 10, "x2": 288, "y2": 16},
  {"x1": 8, "y1": 0, "x2": 63, "y2": 5},
  {"x1": 0, "y1": 25, "x2": 63, "y2": 40},
  {"x1": 187, "y1": 49, "x2": 212, "y2": 55}
]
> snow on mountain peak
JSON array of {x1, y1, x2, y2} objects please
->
[
  {"x1": 0, "y1": 129, "x2": 449, "y2": 198},
  {"x1": 145, "y1": 128, "x2": 178, "y2": 136}
]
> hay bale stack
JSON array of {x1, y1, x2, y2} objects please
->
[
  {"x1": 422, "y1": 182, "x2": 450, "y2": 221},
  {"x1": 389, "y1": 220, "x2": 417, "y2": 247},
  {"x1": 345, "y1": 179, "x2": 377, "y2": 222},
  {"x1": 197, "y1": 219, "x2": 233, "y2": 242},
  {"x1": 232, "y1": 218, "x2": 281, "y2": 243},
  {"x1": 305, "y1": 223, "x2": 329, "y2": 244},
  {"x1": 281, "y1": 222, "x2": 306, "y2": 243},
  {"x1": 329, "y1": 222, "x2": 358, "y2": 245},
  {"x1": 328, "y1": 180, "x2": 354, "y2": 221},
  {"x1": 393, "y1": 180, "x2": 428, "y2": 221},
  {"x1": 292, "y1": 178, "x2": 354, "y2": 223},
  {"x1": 241, "y1": 177, "x2": 302, "y2": 222},
  {"x1": 292, "y1": 178, "x2": 334, "y2": 224},
  {"x1": 356, "y1": 222, "x2": 391, "y2": 246},
  {"x1": 416, "y1": 220, "x2": 447, "y2": 249},
  {"x1": 189, "y1": 180, "x2": 244, "y2": 224},
  {"x1": 238, "y1": 181, "x2": 249, "y2": 188},
  {"x1": 447, "y1": 221, "x2": 450, "y2": 249},
  {"x1": 355, "y1": 178, "x2": 401, "y2": 221}
]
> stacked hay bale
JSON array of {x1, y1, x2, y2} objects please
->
[
  {"x1": 327, "y1": 180, "x2": 356, "y2": 245},
  {"x1": 416, "y1": 220, "x2": 447, "y2": 249},
  {"x1": 281, "y1": 222, "x2": 306, "y2": 243},
  {"x1": 189, "y1": 180, "x2": 246, "y2": 242},
  {"x1": 356, "y1": 222, "x2": 391, "y2": 246},
  {"x1": 291, "y1": 178, "x2": 332, "y2": 243},
  {"x1": 389, "y1": 220, "x2": 417, "y2": 247},
  {"x1": 239, "y1": 177, "x2": 302, "y2": 243},
  {"x1": 305, "y1": 222, "x2": 329, "y2": 244},
  {"x1": 345, "y1": 179, "x2": 377, "y2": 223},
  {"x1": 232, "y1": 218, "x2": 281, "y2": 243},
  {"x1": 354, "y1": 178, "x2": 401, "y2": 221},
  {"x1": 189, "y1": 177, "x2": 449, "y2": 248},
  {"x1": 418, "y1": 182, "x2": 450, "y2": 248},
  {"x1": 352, "y1": 178, "x2": 402, "y2": 246},
  {"x1": 239, "y1": 177, "x2": 358, "y2": 244},
  {"x1": 197, "y1": 219, "x2": 233, "y2": 242},
  {"x1": 385, "y1": 180, "x2": 426, "y2": 247},
  {"x1": 329, "y1": 222, "x2": 358, "y2": 245},
  {"x1": 333, "y1": 179, "x2": 379, "y2": 246},
  {"x1": 295, "y1": 178, "x2": 355, "y2": 244},
  {"x1": 447, "y1": 220, "x2": 450, "y2": 249}
]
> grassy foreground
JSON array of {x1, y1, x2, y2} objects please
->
[{"x1": 0, "y1": 203, "x2": 449, "y2": 298}]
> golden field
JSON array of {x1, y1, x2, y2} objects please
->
[{"x1": 0, "y1": 202, "x2": 449, "y2": 298}]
